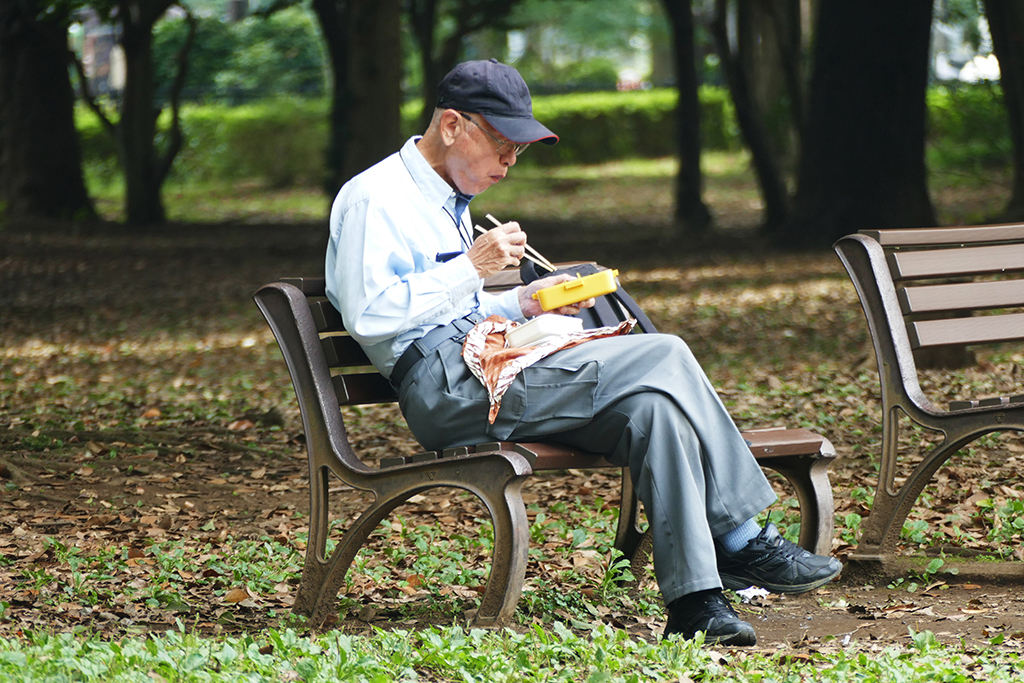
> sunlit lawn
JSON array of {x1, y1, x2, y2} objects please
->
[{"x1": 87, "y1": 149, "x2": 1012, "y2": 232}]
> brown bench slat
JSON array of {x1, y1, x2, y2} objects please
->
[
  {"x1": 742, "y1": 427, "x2": 831, "y2": 457},
  {"x1": 950, "y1": 395, "x2": 1024, "y2": 411},
  {"x1": 280, "y1": 276, "x2": 327, "y2": 296},
  {"x1": 888, "y1": 244, "x2": 1024, "y2": 280},
  {"x1": 863, "y1": 223, "x2": 1024, "y2": 246},
  {"x1": 500, "y1": 427, "x2": 830, "y2": 471},
  {"x1": 321, "y1": 335, "x2": 373, "y2": 368},
  {"x1": 310, "y1": 299, "x2": 344, "y2": 332},
  {"x1": 898, "y1": 279, "x2": 1024, "y2": 314},
  {"x1": 906, "y1": 311, "x2": 1024, "y2": 348},
  {"x1": 333, "y1": 372, "x2": 396, "y2": 405}
]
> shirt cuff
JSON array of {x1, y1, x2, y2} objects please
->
[{"x1": 486, "y1": 286, "x2": 526, "y2": 322}]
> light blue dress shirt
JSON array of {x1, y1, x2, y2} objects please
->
[{"x1": 325, "y1": 136, "x2": 524, "y2": 378}]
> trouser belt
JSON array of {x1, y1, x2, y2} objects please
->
[{"x1": 389, "y1": 315, "x2": 481, "y2": 389}]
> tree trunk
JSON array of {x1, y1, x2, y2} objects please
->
[
  {"x1": 784, "y1": 0, "x2": 936, "y2": 248},
  {"x1": 312, "y1": 0, "x2": 352, "y2": 198},
  {"x1": 407, "y1": 0, "x2": 518, "y2": 133},
  {"x1": 345, "y1": 0, "x2": 402, "y2": 181},
  {"x1": 0, "y1": 0, "x2": 96, "y2": 222},
  {"x1": 119, "y1": 11, "x2": 166, "y2": 226},
  {"x1": 314, "y1": 0, "x2": 402, "y2": 197},
  {"x1": 984, "y1": 0, "x2": 1024, "y2": 222},
  {"x1": 711, "y1": 0, "x2": 790, "y2": 234},
  {"x1": 661, "y1": 0, "x2": 713, "y2": 238}
]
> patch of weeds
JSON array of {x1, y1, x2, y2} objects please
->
[
  {"x1": 901, "y1": 519, "x2": 932, "y2": 545},
  {"x1": 888, "y1": 557, "x2": 958, "y2": 593},
  {"x1": 975, "y1": 497, "x2": 1024, "y2": 550},
  {"x1": 516, "y1": 577, "x2": 598, "y2": 623},
  {"x1": 851, "y1": 486, "x2": 875, "y2": 508},
  {"x1": 837, "y1": 511, "x2": 862, "y2": 546},
  {"x1": 758, "y1": 497, "x2": 801, "y2": 543},
  {"x1": 18, "y1": 435, "x2": 63, "y2": 451}
]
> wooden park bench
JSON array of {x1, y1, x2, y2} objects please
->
[
  {"x1": 835, "y1": 225, "x2": 1024, "y2": 565},
  {"x1": 254, "y1": 269, "x2": 837, "y2": 629}
]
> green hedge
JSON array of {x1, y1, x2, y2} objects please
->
[
  {"x1": 77, "y1": 87, "x2": 739, "y2": 186},
  {"x1": 77, "y1": 83, "x2": 1010, "y2": 187},
  {"x1": 77, "y1": 99, "x2": 329, "y2": 186},
  {"x1": 927, "y1": 82, "x2": 1011, "y2": 169},
  {"x1": 527, "y1": 86, "x2": 738, "y2": 166}
]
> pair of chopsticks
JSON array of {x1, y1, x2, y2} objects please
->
[{"x1": 475, "y1": 213, "x2": 557, "y2": 273}]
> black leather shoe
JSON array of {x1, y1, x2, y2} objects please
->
[
  {"x1": 717, "y1": 523, "x2": 842, "y2": 594},
  {"x1": 664, "y1": 590, "x2": 757, "y2": 646}
]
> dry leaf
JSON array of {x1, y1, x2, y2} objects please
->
[{"x1": 224, "y1": 587, "x2": 250, "y2": 604}]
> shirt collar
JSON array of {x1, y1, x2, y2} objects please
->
[{"x1": 399, "y1": 136, "x2": 474, "y2": 215}]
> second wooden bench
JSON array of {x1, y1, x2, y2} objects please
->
[{"x1": 835, "y1": 225, "x2": 1024, "y2": 565}]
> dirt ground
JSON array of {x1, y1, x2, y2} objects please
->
[
  {"x1": 3, "y1": 218, "x2": 1024, "y2": 651},
  {"x1": 5, "y1": 437, "x2": 1024, "y2": 651}
]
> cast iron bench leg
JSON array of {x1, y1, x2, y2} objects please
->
[
  {"x1": 762, "y1": 455, "x2": 836, "y2": 556},
  {"x1": 303, "y1": 452, "x2": 532, "y2": 630}
]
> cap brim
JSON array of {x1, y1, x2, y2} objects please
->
[{"x1": 480, "y1": 113, "x2": 559, "y2": 145}]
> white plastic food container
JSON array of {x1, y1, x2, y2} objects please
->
[{"x1": 506, "y1": 314, "x2": 583, "y2": 348}]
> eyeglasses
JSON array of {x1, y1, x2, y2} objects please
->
[{"x1": 460, "y1": 112, "x2": 529, "y2": 156}]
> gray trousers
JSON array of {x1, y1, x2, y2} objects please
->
[{"x1": 398, "y1": 333, "x2": 777, "y2": 602}]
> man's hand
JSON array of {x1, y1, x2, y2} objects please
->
[
  {"x1": 468, "y1": 221, "x2": 527, "y2": 278},
  {"x1": 518, "y1": 274, "x2": 596, "y2": 319}
]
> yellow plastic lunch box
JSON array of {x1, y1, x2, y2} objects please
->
[{"x1": 532, "y1": 269, "x2": 619, "y2": 311}]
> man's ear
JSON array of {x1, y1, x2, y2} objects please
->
[{"x1": 437, "y1": 109, "x2": 462, "y2": 147}]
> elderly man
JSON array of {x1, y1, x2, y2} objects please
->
[{"x1": 325, "y1": 59, "x2": 840, "y2": 645}]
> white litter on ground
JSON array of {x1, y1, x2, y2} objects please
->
[{"x1": 735, "y1": 586, "x2": 770, "y2": 603}]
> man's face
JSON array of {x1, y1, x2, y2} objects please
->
[{"x1": 446, "y1": 113, "x2": 518, "y2": 195}]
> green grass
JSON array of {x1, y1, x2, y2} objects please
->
[
  {"x1": 2, "y1": 623, "x2": 1022, "y2": 682},
  {"x1": 84, "y1": 146, "x2": 1012, "y2": 230}
]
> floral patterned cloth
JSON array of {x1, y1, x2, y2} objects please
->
[{"x1": 461, "y1": 314, "x2": 636, "y2": 423}]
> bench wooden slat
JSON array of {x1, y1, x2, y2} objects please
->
[
  {"x1": 742, "y1": 427, "x2": 832, "y2": 457},
  {"x1": 950, "y1": 395, "x2": 1024, "y2": 411},
  {"x1": 898, "y1": 279, "x2": 1024, "y2": 313},
  {"x1": 280, "y1": 276, "x2": 327, "y2": 296},
  {"x1": 511, "y1": 427, "x2": 830, "y2": 471},
  {"x1": 906, "y1": 311, "x2": 1024, "y2": 348},
  {"x1": 888, "y1": 244, "x2": 1024, "y2": 280},
  {"x1": 310, "y1": 299, "x2": 344, "y2": 332},
  {"x1": 334, "y1": 372, "x2": 396, "y2": 405},
  {"x1": 321, "y1": 335, "x2": 373, "y2": 368},
  {"x1": 863, "y1": 224, "x2": 1024, "y2": 246}
]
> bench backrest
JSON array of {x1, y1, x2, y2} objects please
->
[
  {"x1": 859, "y1": 225, "x2": 1024, "y2": 350},
  {"x1": 835, "y1": 224, "x2": 1024, "y2": 414},
  {"x1": 278, "y1": 268, "x2": 655, "y2": 409}
]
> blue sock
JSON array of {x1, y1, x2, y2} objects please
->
[{"x1": 716, "y1": 518, "x2": 761, "y2": 554}]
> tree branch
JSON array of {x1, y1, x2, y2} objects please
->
[
  {"x1": 71, "y1": 48, "x2": 117, "y2": 140},
  {"x1": 156, "y1": 4, "x2": 197, "y2": 186},
  {"x1": 253, "y1": 0, "x2": 304, "y2": 18}
]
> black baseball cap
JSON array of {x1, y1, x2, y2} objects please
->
[{"x1": 436, "y1": 59, "x2": 558, "y2": 145}]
